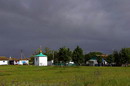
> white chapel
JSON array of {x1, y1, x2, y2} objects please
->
[{"x1": 34, "y1": 50, "x2": 47, "y2": 66}]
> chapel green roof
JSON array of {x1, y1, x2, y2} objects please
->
[{"x1": 35, "y1": 52, "x2": 47, "y2": 57}]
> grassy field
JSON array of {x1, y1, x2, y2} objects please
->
[{"x1": 0, "y1": 66, "x2": 130, "y2": 86}]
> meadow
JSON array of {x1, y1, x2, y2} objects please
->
[{"x1": 0, "y1": 66, "x2": 130, "y2": 86}]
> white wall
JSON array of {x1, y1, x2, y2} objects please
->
[
  {"x1": 39, "y1": 57, "x2": 47, "y2": 66},
  {"x1": 0, "y1": 60, "x2": 8, "y2": 65},
  {"x1": 88, "y1": 59, "x2": 98, "y2": 66},
  {"x1": 34, "y1": 57, "x2": 39, "y2": 66},
  {"x1": 48, "y1": 60, "x2": 53, "y2": 66},
  {"x1": 18, "y1": 61, "x2": 23, "y2": 65},
  {"x1": 34, "y1": 56, "x2": 47, "y2": 66},
  {"x1": 18, "y1": 60, "x2": 29, "y2": 65}
]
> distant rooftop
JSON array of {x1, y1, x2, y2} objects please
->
[
  {"x1": 0, "y1": 56, "x2": 8, "y2": 60},
  {"x1": 35, "y1": 52, "x2": 47, "y2": 57}
]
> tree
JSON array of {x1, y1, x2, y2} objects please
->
[
  {"x1": 106, "y1": 54, "x2": 115, "y2": 66},
  {"x1": 97, "y1": 56, "x2": 102, "y2": 66},
  {"x1": 84, "y1": 52, "x2": 102, "y2": 64},
  {"x1": 53, "y1": 51, "x2": 59, "y2": 64},
  {"x1": 44, "y1": 47, "x2": 54, "y2": 61},
  {"x1": 29, "y1": 56, "x2": 34, "y2": 65},
  {"x1": 113, "y1": 50, "x2": 121, "y2": 66},
  {"x1": 72, "y1": 46, "x2": 84, "y2": 65},
  {"x1": 57, "y1": 47, "x2": 72, "y2": 65},
  {"x1": 112, "y1": 48, "x2": 130, "y2": 66},
  {"x1": 120, "y1": 48, "x2": 130, "y2": 66},
  {"x1": 124, "y1": 48, "x2": 130, "y2": 63},
  {"x1": 84, "y1": 54, "x2": 91, "y2": 64}
]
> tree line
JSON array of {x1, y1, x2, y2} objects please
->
[
  {"x1": 30, "y1": 46, "x2": 130, "y2": 66},
  {"x1": 106, "y1": 48, "x2": 130, "y2": 66}
]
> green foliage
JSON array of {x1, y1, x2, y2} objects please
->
[
  {"x1": 32, "y1": 46, "x2": 130, "y2": 66},
  {"x1": 112, "y1": 48, "x2": 130, "y2": 66},
  {"x1": 106, "y1": 54, "x2": 115, "y2": 64},
  {"x1": 53, "y1": 51, "x2": 59, "y2": 63},
  {"x1": 29, "y1": 56, "x2": 34, "y2": 65},
  {"x1": 84, "y1": 52, "x2": 102, "y2": 61},
  {"x1": 97, "y1": 56, "x2": 102, "y2": 65},
  {"x1": 113, "y1": 50, "x2": 121, "y2": 66},
  {"x1": 120, "y1": 48, "x2": 130, "y2": 66},
  {"x1": 32, "y1": 46, "x2": 106, "y2": 66},
  {"x1": 72, "y1": 46, "x2": 84, "y2": 65},
  {"x1": 57, "y1": 47, "x2": 72, "y2": 64},
  {"x1": 84, "y1": 54, "x2": 91, "y2": 63},
  {"x1": 30, "y1": 44, "x2": 130, "y2": 67}
]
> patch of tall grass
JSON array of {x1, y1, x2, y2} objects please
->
[{"x1": 0, "y1": 66, "x2": 130, "y2": 86}]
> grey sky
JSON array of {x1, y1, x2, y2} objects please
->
[{"x1": 0, "y1": 0, "x2": 130, "y2": 57}]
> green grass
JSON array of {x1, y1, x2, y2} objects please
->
[{"x1": 0, "y1": 66, "x2": 130, "y2": 86}]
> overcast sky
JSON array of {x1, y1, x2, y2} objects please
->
[{"x1": 0, "y1": 0, "x2": 130, "y2": 58}]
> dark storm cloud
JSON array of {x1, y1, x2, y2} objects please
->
[{"x1": 0, "y1": 0, "x2": 130, "y2": 57}]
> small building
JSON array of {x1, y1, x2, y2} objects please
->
[
  {"x1": 34, "y1": 50, "x2": 47, "y2": 66},
  {"x1": 0, "y1": 56, "x2": 9, "y2": 65},
  {"x1": 18, "y1": 58, "x2": 29, "y2": 65},
  {"x1": 87, "y1": 57, "x2": 98, "y2": 66},
  {"x1": 87, "y1": 57, "x2": 107, "y2": 66},
  {"x1": 9, "y1": 57, "x2": 19, "y2": 65},
  {"x1": 9, "y1": 57, "x2": 29, "y2": 65}
]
